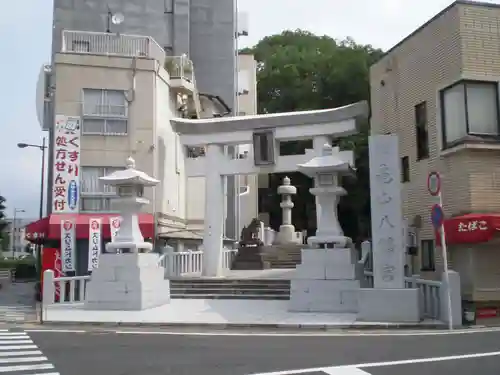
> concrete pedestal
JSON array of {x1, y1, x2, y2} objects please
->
[
  {"x1": 289, "y1": 248, "x2": 360, "y2": 313},
  {"x1": 357, "y1": 288, "x2": 420, "y2": 323},
  {"x1": 85, "y1": 253, "x2": 170, "y2": 311}
]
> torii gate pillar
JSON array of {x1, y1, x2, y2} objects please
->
[{"x1": 202, "y1": 144, "x2": 225, "y2": 276}]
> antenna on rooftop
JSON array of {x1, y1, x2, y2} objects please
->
[{"x1": 106, "y1": 5, "x2": 125, "y2": 33}]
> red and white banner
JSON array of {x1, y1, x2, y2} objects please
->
[
  {"x1": 52, "y1": 115, "x2": 81, "y2": 213},
  {"x1": 61, "y1": 219, "x2": 76, "y2": 273},
  {"x1": 110, "y1": 216, "x2": 122, "y2": 242},
  {"x1": 41, "y1": 247, "x2": 63, "y2": 301},
  {"x1": 88, "y1": 218, "x2": 102, "y2": 271}
]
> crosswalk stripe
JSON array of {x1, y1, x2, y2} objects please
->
[
  {"x1": 0, "y1": 345, "x2": 37, "y2": 350},
  {"x1": 0, "y1": 363, "x2": 54, "y2": 372},
  {"x1": 0, "y1": 350, "x2": 42, "y2": 357},
  {"x1": 0, "y1": 334, "x2": 27, "y2": 337},
  {"x1": 0, "y1": 340, "x2": 33, "y2": 345},
  {"x1": 0, "y1": 356, "x2": 47, "y2": 364},
  {"x1": 0, "y1": 329, "x2": 58, "y2": 374}
]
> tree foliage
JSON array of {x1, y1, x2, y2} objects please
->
[
  {"x1": 244, "y1": 30, "x2": 383, "y2": 241},
  {"x1": 0, "y1": 196, "x2": 7, "y2": 253},
  {"x1": 0, "y1": 196, "x2": 7, "y2": 233}
]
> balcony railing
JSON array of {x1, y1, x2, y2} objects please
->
[
  {"x1": 61, "y1": 30, "x2": 165, "y2": 63},
  {"x1": 164, "y1": 55, "x2": 194, "y2": 82}
]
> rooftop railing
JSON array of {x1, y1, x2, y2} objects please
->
[
  {"x1": 61, "y1": 30, "x2": 165, "y2": 63},
  {"x1": 164, "y1": 55, "x2": 194, "y2": 82}
]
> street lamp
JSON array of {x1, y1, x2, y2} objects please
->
[
  {"x1": 17, "y1": 137, "x2": 48, "y2": 290},
  {"x1": 17, "y1": 138, "x2": 47, "y2": 221},
  {"x1": 12, "y1": 208, "x2": 25, "y2": 258}
]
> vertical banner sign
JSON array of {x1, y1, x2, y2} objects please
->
[
  {"x1": 88, "y1": 218, "x2": 102, "y2": 271},
  {"x1": 52, "y1": 115, "x2": 81, "y2": 213},
  {"x1": 368, "y1": 135, "x2": 405, "y2": 289},
  {"x1": 110, "y1": 217, "x2": 122, "y2": 242},
  {"x1": 60, "y1": 219, "x2": 76, "y2": 273}
]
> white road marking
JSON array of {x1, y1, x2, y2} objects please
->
[
  {"x1": 249, "y1": 350, "x2": 500, "y2": 375},
  {"x1": 324, "y1": 369, "x2": 371, "y2": 375},
  {"x1": 24, "y1": 325, "x2": 500, "y2": 337},
  {"x1": 0, "y1": 356, "x2": 47, "y2": 364},
  {"x1": 0, "y1": 363, "x2": 54, "y2": 372},
  {"x1": 0, "y1": 350, "x2": 42, "y2": 357},
  {"x1": 0, "y1": 332, "x2": 28, "y2": 340},
  {"x1": 0, "y1": 340, "x2": 33, "y2": 344},
  {"x1": 26, "y1": 329, "x2": 86, "y2": 333},
  {"x1": 0, "y1": 345, "x2": 37, "y2": 350}
]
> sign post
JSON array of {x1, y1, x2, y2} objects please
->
[{"x1": 428, "y1": 171, "x2": 453, "y2": 330}]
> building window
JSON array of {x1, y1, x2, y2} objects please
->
[
  {"x1": 401, "y1": 156, "x2": 410, "y2": 182},
  {"x1": 415, "y1": 102, "x2": 429, "y2": 160},
  {"x1": 440, "y1": 81, "x2": 500, "y2": 148},
  {"x1": 82, "y1": 89, "x2": 128, "y2": 135},
  {"x1": 421, "y1": 239, "x2": 435, "y2": 271},
  {"x1": 80, "y1": 166, "x2": 123, "y2": 212}
]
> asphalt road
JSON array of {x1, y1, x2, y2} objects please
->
[{"x1": 22, "y1": 328, "x2": 500, "y2": 375}]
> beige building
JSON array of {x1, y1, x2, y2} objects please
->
[
  {"x1": 51, "y1": 30, "x2": 257, "y2": 249},
  {"x1": 370, "y1": 0, "x2": 500, "y2": 304}
]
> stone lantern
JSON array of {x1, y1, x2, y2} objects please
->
[
  {"x1": 275, "y1": 176, "x2": 299, "y2": 244},
  {"x1": 100, "y1": 156, "x2": 158, "y2": 253},
  {"x1": 297, "y1": 143, "x2": 354, "y2": 247},
  {"x1": 289, "y1": 143, "x2": 360, "y2": 313},
  {"x1": 84, "y1": 157, "x2": 170, "y2": 311}
]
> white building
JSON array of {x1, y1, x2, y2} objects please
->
[{"x1": 36, "y1": 30, "x2": 257, "y2": 251}]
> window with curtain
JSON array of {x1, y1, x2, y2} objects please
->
[
  {"x1": 82, "y1": 89, "x2": 128, "y2": 135},
  {"x1": 80, "y1": 167, "x2": 123, "y2": 212},
  {"x1": 440, "y1": 81, "x2": 499, "y2": 148},
  {"x1": 421, "y1": 239, "x2": 435, "y2": 271},
  {"x1": 414, "y1": 101, "x2": 429, "y2": 160}
]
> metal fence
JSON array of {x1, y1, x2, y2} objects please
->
[{"x1": 61, "y1": 30, "x2": 165, "y2": 63}]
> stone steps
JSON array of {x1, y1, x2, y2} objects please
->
[{"x1": 169, "y1": 279, "x2": 291, "y2": 300}]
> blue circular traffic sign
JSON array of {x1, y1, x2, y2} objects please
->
[{"x1": 431, "y1": 204, "x2": 444, "y2": 229}]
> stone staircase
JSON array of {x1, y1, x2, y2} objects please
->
[
  {"x1": 262, "y1": 244, "x2": 303, "y2": 269},
  {"x1": 169, "y1": 279, "x2": 290, "y2": 300}
]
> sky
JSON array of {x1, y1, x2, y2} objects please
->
[{"x1": 1, "y1": 0, "x2": 498, "y2": 221}]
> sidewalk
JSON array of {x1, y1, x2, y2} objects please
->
[{"x1": 42, "y1": 299, "x2": 445, "y2": 329}]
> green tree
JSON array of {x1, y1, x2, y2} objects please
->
[
  {"x1": 244, "y1": 30, "x2": 383, "y2": 241},
  {"x1": 0, "y1": 196, "x2": 7, "y2": 253}
]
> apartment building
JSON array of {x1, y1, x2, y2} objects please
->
[
  {"x1": 370, "y1": 0, "x2": 500, "y2": 304},
  {"x1": 4, "y1": 219, "x2": 35, "y2": 258},
  {"x1": 47, "y1": 0, "x2": 245, "y2": 240}
]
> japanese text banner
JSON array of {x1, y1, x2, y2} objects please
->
[
  {"x1": 60, "y1": 219, "x2": 76, "y2": 273},
  {"x1": 52, "y1": 115, "x2": 81, "y2": 213},
  {"x1": 88, "y1": 218, "x2": 102, "y2": 271}
]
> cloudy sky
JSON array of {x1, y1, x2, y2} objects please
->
[{"x1": 0, "y1": 0, "x2": 496, "y2": 220}]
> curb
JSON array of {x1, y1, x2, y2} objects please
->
[{"x1": 36, "y1": 320, "x2": 449, "y2": 331}]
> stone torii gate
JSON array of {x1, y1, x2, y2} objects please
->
[{"x1": 171, "y1": 101, "x2": 369, "y2": 277}]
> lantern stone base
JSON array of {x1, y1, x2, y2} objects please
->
[
  {"x1": 289, "y1": 248, "x2": 360, "y2": 313},
  {"x1": 357, "y1": 288, "x2": 420, "y2": 323},
  {"x1": 84, "y1": 253, "x2": 170, "y2": 311}
]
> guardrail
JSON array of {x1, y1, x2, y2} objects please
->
[
  {"x1": 161, "y1": 249, "x2": 237, "y2": 277},
  {"x1": 43, "y1": 249, "x2": 238, "y2": 305},
  {"x1": 61, "y1": 30, "x2": 165, "y2": 63},
  {"x1": 364, "y1": 271, "x2": 441, "y2": 319}
]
